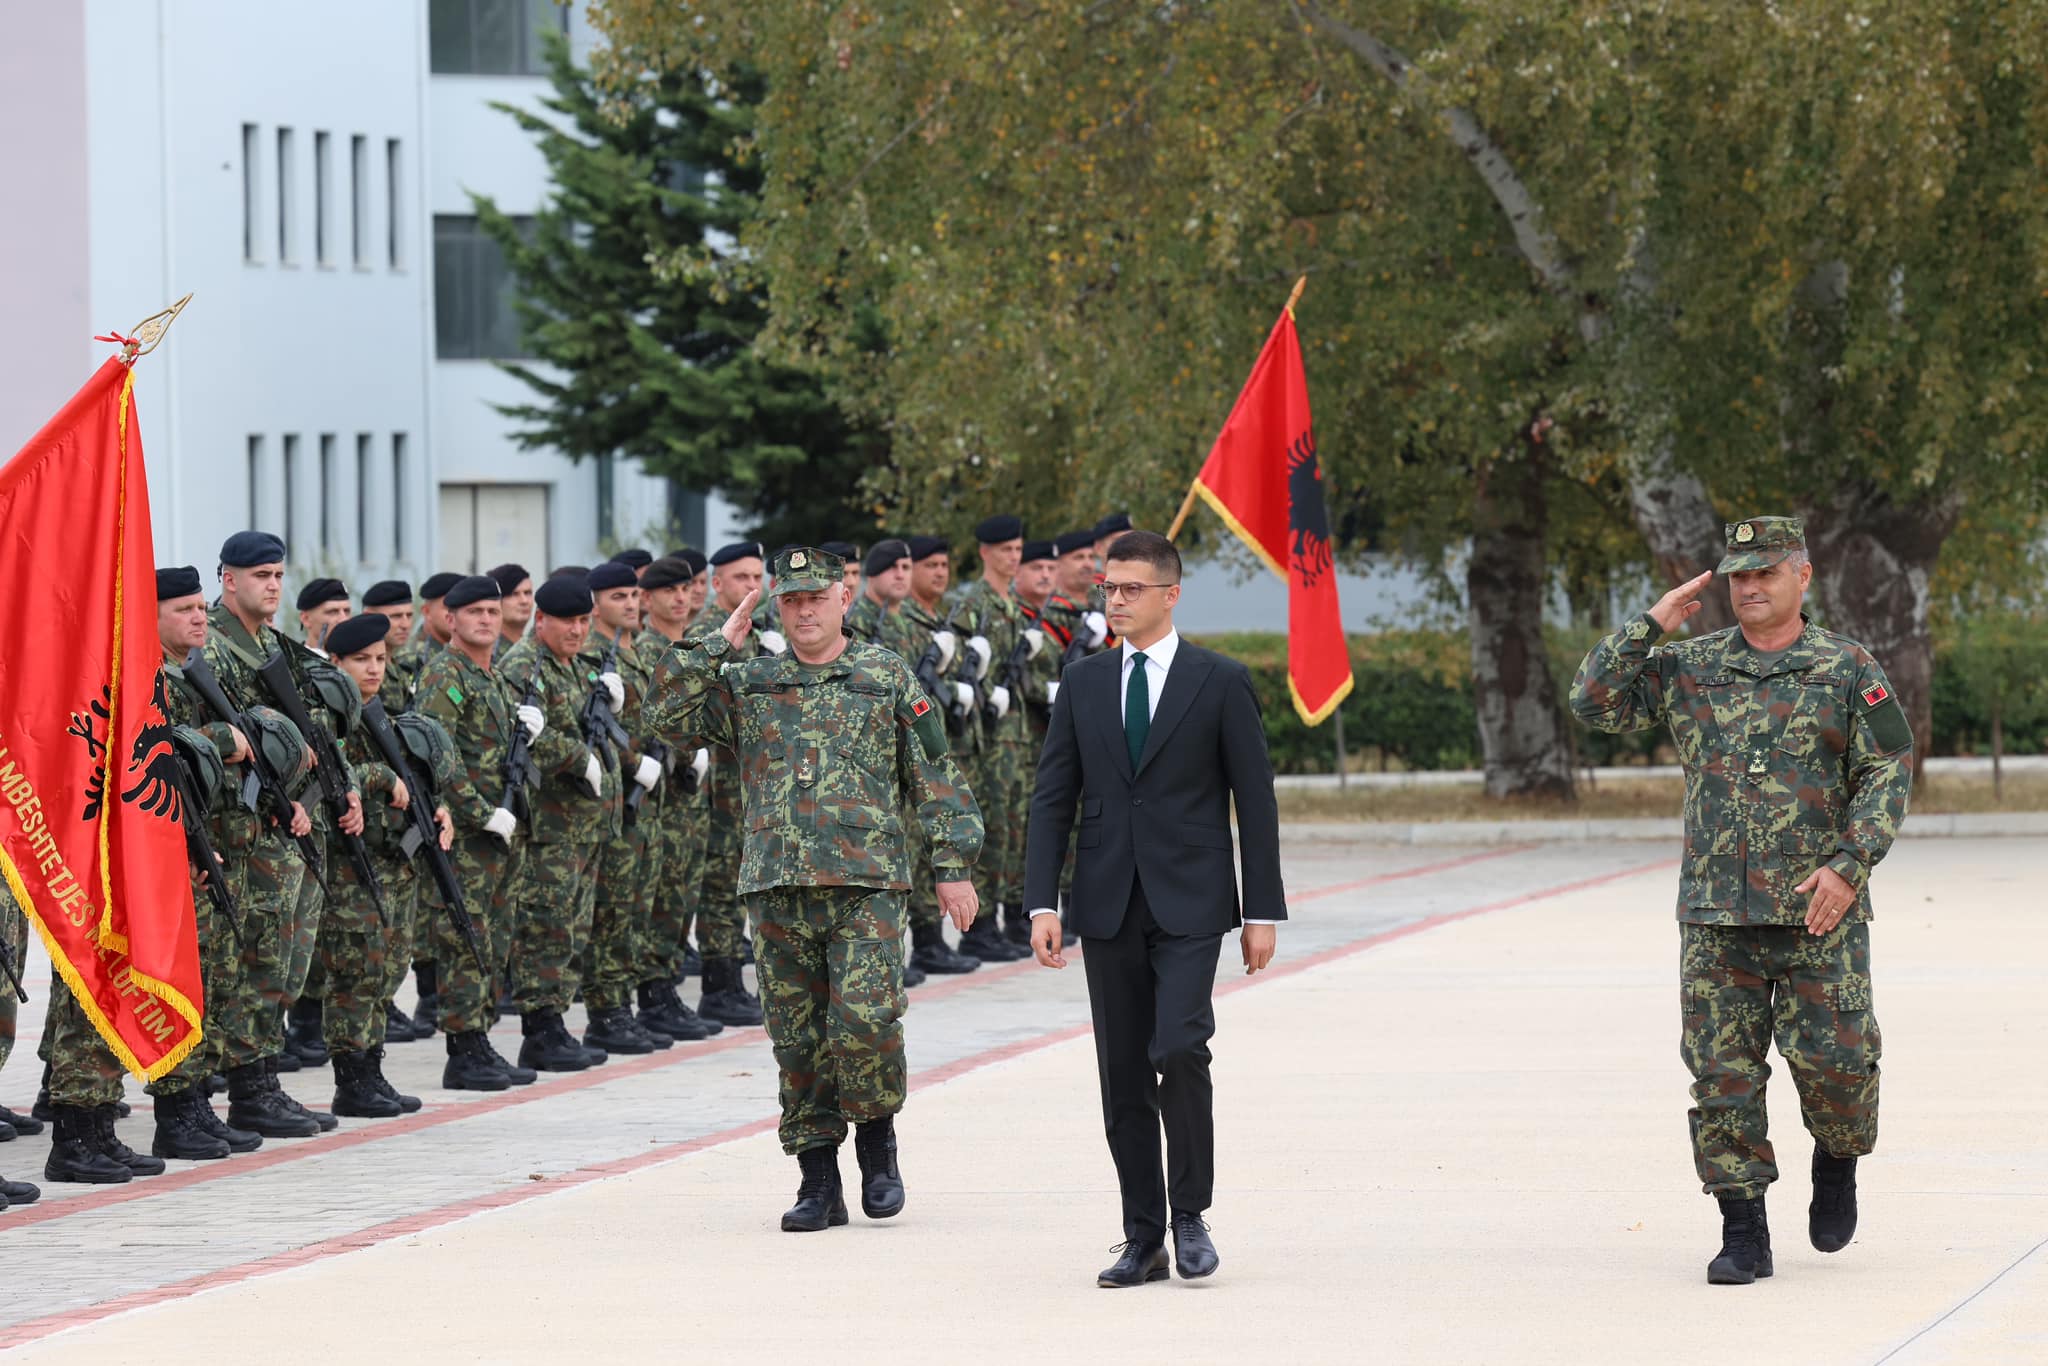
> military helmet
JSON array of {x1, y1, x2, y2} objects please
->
[
  {"x1": 392, "y1": 711, "x2": 455, "y2": 794},
  {"x1": 297, "y1": 652, "x2": 363, "y2": 740},
  {"x1": 168, "y1": 725, "x2": 228, "y2": 816},
  {"x1": 244, "y1": 705, "x2": 311, "y2": 787}
]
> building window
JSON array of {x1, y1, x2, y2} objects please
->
[
  {"x1": 350, "y1": 135, "x2": 368, "y2": 267},
  {"x1": 429, "y1": 0, "x2": 568, "y2": 76},
  {"x1": 282, "y1": 434, "x2": 300, "y2": 555},
  {"x1": 356, "y1": 433, "x2": 372, "y2": 562},
  {"x1": 313, "y1": 132, "x2": 331, "y2": 265},
  {"x1": 433, "y1": 214, "x2": 531, "y2": 359},
  {"x1": 276, "y1": 127, "x2": 296, "y2": 263},
  {"x1": 386, "y1": 139, "x2": 404, "y2": 269},
  {"x1": 392, "y1": 434, "x2": 409, "y2": 560},
  {"x1": 242, "y1": 124, "x2": 262, "y2": 262},
  {"x1": 247, "y1": 434, "x2": 264, "y2": 526},
  {"x1": 319, "y1": 434, "x2": 336, "y2": 556}
]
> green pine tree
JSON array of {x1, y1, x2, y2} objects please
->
[{"x1": 472, "y1": 35, "x2": 882, "y2": 550}]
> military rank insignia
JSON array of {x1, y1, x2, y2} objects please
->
[
  {"x1": 1734, "y1": 523, "x2": 1756, "y2": 544},
  {"x1": 447, "y1": 686, "x2": 464, "y2": 704},
  {"x1": 1861, "y1": 682, "x2": 1890, "y2": 707}
]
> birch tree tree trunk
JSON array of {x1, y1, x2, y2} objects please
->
[{"x1": 1467, "y1": 448, "x2": 1577, "y2": 799}]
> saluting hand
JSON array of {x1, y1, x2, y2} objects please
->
[
  {"x1": 721, "y1": 588, "x2": 762, "y2": 651},
  {"x1": 1648, "y1": 571, "x2": 1716, "y2": 635},
  {"x1": 1795, "y1": 865, "x2": 1856, "y2": 936}
]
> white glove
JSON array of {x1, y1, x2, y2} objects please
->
[
  {"x1": 583, "y1": 754, "x2": 604, "y2": 797},
  {"x1": 931, "y1": 630, "x2": 957, "y2": 672},
  {"x1": 1083, "y1": 611, "x2": 1108, "y2": 647},
  {"x1": 691, "y1": 748, "x2": 709, "y2": 783},
  {"x1": 965, "y1": 635, "x2": 992, "y2": 679},
  {"x1": 516, "y1": 704, "x2": 545, "y2": 740},
  {"x1": 633, "y1": 755, "x2": 662, "y2": 791},
  {"x1": 759, "y1": 630, "x2": 787, "y2": 655},
  {"x1": 599, "y1": 671, "x2": 625, "y2": 712},
  {"x1": 1024, "y1": 628, "x2": 1046, "y2": 658},
  {"x1": 1046, "y1": 681, "x2": 1060, "y2": 707},
  {"x1": 988, "y1": 685, "x2": 1011, "y2": 719},
  {"x1": 951, "y1": 681, "x2": 976, "y2": 713},
  {"x1": 485, "y1": 807, "x2": 518, "y2": 843}
]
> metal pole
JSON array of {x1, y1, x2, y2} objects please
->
[{"x1": 1333, "y1": 706, "x2": 1347, "y2": 790}]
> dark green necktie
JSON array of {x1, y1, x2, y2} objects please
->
[{"x1": 1126, "y1": 650, "x2": 1150, "y2": 771}]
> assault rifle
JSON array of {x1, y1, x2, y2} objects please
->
[
  {"x1": 581, "y1": 634, "x2": 632, "y2": 763},
  {"x1": 254, "y1": 652, "x2": 387, "y2": 925},
  {"x1": 359, "y1": 699, "x2": 488, "y2": 975},
  {"x1": 502, "y1": 665, "x2": 541, "y2": 822},
  {"x1": 178, "y1": 653, "x2": 328, "y2": 886},
  {"x1": 0, "y1": 936, "x2": 25, "y2": 1004},
  {"x1": 167, "y1": 749, "x2": 244, "y2": 948}
]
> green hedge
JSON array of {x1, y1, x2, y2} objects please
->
[{"x1": 1191, "y1": 629, "x2": 2047, "y2": 774}]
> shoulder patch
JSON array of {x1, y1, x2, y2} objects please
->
[
  {"x1": 1860, "y1": 681, "x2": 1890, "y2": 708},
  {"x1": 901, "y1": 691, "x2": 947, "y2": 761},
  {"x1": 447, "y1": 685, "x2": 464, "y2": 705},
  {"x1": 1856, "y1": 675, "x2": 1913, "y2": 754}
]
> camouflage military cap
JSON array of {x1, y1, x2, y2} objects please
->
[
  {"x1": 769, "y1": 546, "x2": 843, "y2": 597},
  {"x1": 1717, "y1": 515, "x2": 1806, "y2": 574}
]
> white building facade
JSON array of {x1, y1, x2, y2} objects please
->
[{"x1": 1, "y1": 0, "x2": 735, "y2": 601}]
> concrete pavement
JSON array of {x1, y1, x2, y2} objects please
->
[{"x1": 1, "y1": 836, "x2": 2042, "y2": 1363}]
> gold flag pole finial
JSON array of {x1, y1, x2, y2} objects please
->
[
  {"x1": 1284, "y1": 275, "x2": 1307, "y2": 319},
  {"x1": 100, "y1": 293, "x2": 193, "y2": 366}
]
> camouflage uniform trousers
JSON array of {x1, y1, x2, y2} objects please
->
[
  {"x1": 966, "y1": 739, "x2": 1030, "y2": 910},
  {"x1": 510, "y1": 835, "x2": 601, "y2": 1015},
  {"x1": 0, "y1": 898, "x2": 24, "y2": 1077},
  {"x1": 1681, "y1": 921, "x2": 1881, "y2": 1198},
  {"x1": 902, "y1": 811, "x2": 943, "y2": 935},
  {"x1": 284, "y1": 835, "x2": 330, "y2": 1003},
  {"x1": 216, "y1": 833, "x2": 308, "y2": 1067},
  {"x1": 147, "y1": 867, "x2": 243, "y2": 1097},
  {"x1": 316, "y1": 862, "x2": 418, "y2": 1056},
  {"x1": 584, "y1": 816, "x2": 657, "y2": 1011},
  {"x1": 694, "y1": 791, "x2": 749, "y2": 960},
  {"x1": 750, "y1": 886, "x2": 909, "y2": 1154},
  {"x1": 39, "y1": 980, "x2": 127, "y2": 1108},
  {"x1": 437, "y1": 832, "x2": 522, "y2": 1036},
  {"x1": 635, "y1": 788, "x2": 696, "y2": 984}
]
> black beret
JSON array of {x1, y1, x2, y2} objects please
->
[
  {"x1": 671, "y1": 547, "x2": 707, "y2": 578},
  {"x1": 420, "y1": 571, "x2": 463, "y2": 600},
  {"x1": 1054, "y1": 529, "x2": 1097, "y2": 556},
  {"x1": 975, "y1": 515, "x2": 1024, "y2": 544},
  {"x1": 710, "y1": 542, "x2": 765, "y2": 568},
  {"x1": 610, "y1": 548, "x2": 654, "y2": 570},
  {"x1": 443, "y1": 575, "x2": 501, "y2": 610},
  {"x1": 296, "y1": 577, "x2": 348, "y2": 611},
  {"x1": 219, "y1": 530, "x2": 285, "y2": 569},
  {"x1": 1020, "y1": 540, "x2": 1056, "y2": 564},
  {"x1": 587, "y1": 561, "x2": 638, "y2": 592},
  {"x1": 362, "y1": 579, "x2": 412, "y2": 608},
  {"x1": 637, "y1": 556, "x2": 695, "y2": 590},
  {"x1": 534, "y1": 577, "x2": 594, "y2": 617},
  {"x1": 1092, "y1": 512, "x2": 1133, "y2": 539},
  {"x1": 862, "y1": 539, "x2": 912, "y2": 577},
  {"x1": 487, "y1": 563, "x2": 532, "y2": 594},
  {"x1": 324, "y1": 613, "x2": 391, "y2": 658},
  {"x1": 156, "y1": 565, "x2": 202, "y2": 601},
  {"x1": 548, "y1": 566, "x2": 588, "y2": 581},
  {"x1": 906, "y1": 535, "x2": 950, "y2": 562},
  {"x1": 820, "y1": 540, "x2": 858, "y2": 561}
]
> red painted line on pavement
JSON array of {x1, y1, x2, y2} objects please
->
[{"x1": 0, "y1": 849, "x2": 1673, "y2": 1351}]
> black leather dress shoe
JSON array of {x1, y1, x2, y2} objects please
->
[
  {"x1": 1097, "y1": 1240, "x2": 1170, "y2": 1288},
  {"x1": 1172, "y1": 1213, "x2": 1219, "y2": 1279}
]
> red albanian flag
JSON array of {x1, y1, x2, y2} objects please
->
[
  {"x1": 0, "y1": 358, "x2": 204, "y2": 1080},
  {"x1": 1191, "y1": 308, "x2": 1354, "y2": 725}
]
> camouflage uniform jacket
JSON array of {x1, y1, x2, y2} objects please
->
[
  {"x1": 596, "y1": 627, "x2": 663, "y2": 806},
  {"x1": 680, "y1": 614, "x2": 769, "y2": 823},
  {"x1": 204, "y1": 605, "x2": 359, "y2": 823},
  {"x1": 337, "y1": 725, "x2": 413, "y2": 886},
  {"x1": 647, "y1": 637, "x2": 983, "y2": 894},
  {"x1": 413, "y1": 649, "x2": 518, "y2": 838},
  {"x1": 1569, "y1": 614, "x2": 1913, "y2": 926},
  {"x1": 387, "y1": 634, "x2": 443, "y2": 711},
  {"x1": 496, "y1": 637, "x2": 621, "y2": 844},
  {"x1": 160, "y1": 659, "x2": 259, "y2": 855},
  {"x1": 845, "y1": 595, "x2": 908, "y2": 656},
  {"x1": 951, "y1": 578, "x2": 1031, "y2": 748}
]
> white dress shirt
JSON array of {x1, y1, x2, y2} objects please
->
[{"x1": 1028, "y1": 629, "x2": 1276, "y2": 925}]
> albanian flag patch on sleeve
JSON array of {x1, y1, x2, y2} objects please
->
[
  {"x1": 912, "y1": 696, "x2": 932, "y2": 717},
  {"x1": 1860, "y1": 682, "x2": 1890, "y2": 707}
]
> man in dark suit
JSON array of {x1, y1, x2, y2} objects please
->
[{"x1": 1023, "y1": 529, "x2": 1285, "y2": 1288}]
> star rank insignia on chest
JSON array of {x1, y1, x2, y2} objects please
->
[{"x1": 1861, "y1": 681, "x2": 1890, "y2": 707}]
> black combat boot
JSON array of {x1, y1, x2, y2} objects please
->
[
  {"x1": 1707, "y1": 1193, "x2": 1774, "y2": 1285},
  {"x1": 853, "y1": 1116, "x2": 905, "y2": 1220},
  {"x1": 151, "y1": 1090, "x2": 230, "y2": 1161},
  {"x1": 284, "y1": 998, "x2": 330, "y2": 1067},
  {"x1": 190, "y1": 1097, "x2": 262, "y2": 1154},
  {"x1": 478, "y1": 1034, "x2": 537, "y2": 1085},
  {"x1": 518, "y1": 1011, "x2": 594, "y2": 1073},
  {"x1": 93, "y1": 1104, "x2": 166, "y2": 1176},
  {"x1": 410, "y1": 960, "x2": 441, "y2": 1037},
  {"x1": 1810, "y1": 1148, "x2": 1859, "y2": 1252},
  {"x1": 699, "y1": 959, "x2": 765, "y2": 1028},
  {"x1": 681, "y1": 944, "x2": 702, "y2": 978},
  {"x1": 0, "y1": 1174, "x2": 39, "y2": 1207},
  {"x1": 1003, "y1": 912, "x2": 1032, "y2": 948},
  {"x1": 442, "y1": 1031, "x2": 513, "y2": 1091},
  {"x1": 224, "y1": 1062, "x2": 321, "y2": 1138},
  {"x1": 639, "y1": 980, "x2": 721, "y2": 1042},
  {"x1": 43, "y1": 1103, "x2": 131, "y2": 1184},
  {"x1": 384, "y1": 1002, "x2": 418, "y2": 1045},
  {"x1": 585, "y1": 1005, "x2": 661, "y2": 1055},
  {"x1": 781, "y1": 1145, "x2": 850, "y2": 1233},
  {"x1": 365, "y1": 1047, "x2": 422, "y2": 1113},
  {"x1": 957, "y1": 915, "x2": 1028, "y2": 963},
  {"x1": 32, "y1": 1063, "x2": 54, "y2": 1123},
  {"x1": 331, "y1": 1051, "x2": 402, "y2": 1119},
  {"x1": 0, "y1": 1102, "x2": 44, "y2": 1136},
  {"x1": 270, "y1": 1056, "x2": 338, "y2": 1131},
  {"x1": 902, "y1": 957, "x2": 927, "y2": 989},
  {"x1": 908, "y1": 922, "x2": 981, "y2": 976}
]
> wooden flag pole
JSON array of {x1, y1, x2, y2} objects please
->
[{"x1": 1166, "y1": 276, "x2": 1307, "y2": 543}]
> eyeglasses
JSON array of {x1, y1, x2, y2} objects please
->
[{"x1": 1100, "y1": 581, "x2": 1175, "y2": 601}]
